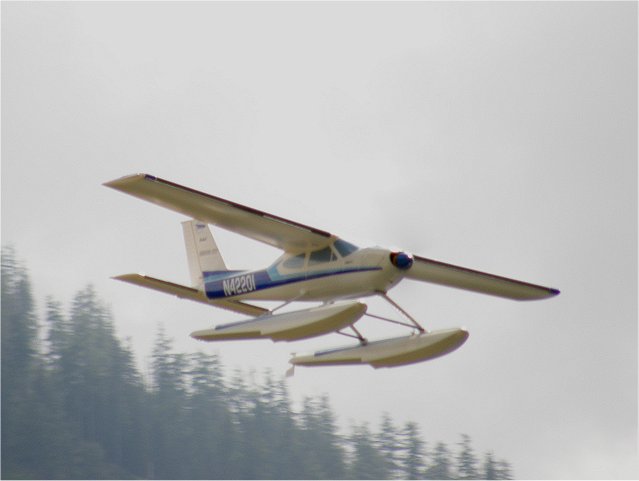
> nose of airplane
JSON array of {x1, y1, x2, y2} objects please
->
[{"x1": 390, "y1": 251, "x2": 414, "y2": 270}]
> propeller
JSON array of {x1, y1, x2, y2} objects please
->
[{"x1": 389, "y1": 251, "x2": 414, "y2": 270}]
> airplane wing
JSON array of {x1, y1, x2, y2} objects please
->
[
  {"x1": 114, "y1": 273, "x2": 268, "y2": 316},
  {"x1": 104, "y1": 174, "x2": 333, "y2": 252},
  {"x1": 405, "y1": 255, "x2": 560, "y2": 301}
]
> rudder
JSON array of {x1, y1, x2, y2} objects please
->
[{"x1": 182, "y1": 220, "x2": 227, "y2": 289}]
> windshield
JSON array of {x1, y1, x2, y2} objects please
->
[{"x1": 333, "y1": 239, "x2": 358, "y2": 257}]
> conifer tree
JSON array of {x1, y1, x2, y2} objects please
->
[
  {"x1": 495, "y1": 459, "x2": 514, "y2": 480},
  {"x1": 149, "y1": 325, "x2": 190, "y2": 478},
  {"x1": 1, "y1": 248, "x2": 44, "y2": 477},
  {"x1": 184, "y1": 351, "x2": 237, "y2": 479},
  {"x1": 45, "y1": 296, "x2": 70, "y2": 365},
  {"x1": 1, "y1": 247, "x2": 38, "y2": 385},
  {"x1": 297, "y1": 394, "x2": 346, "y2": 479},
  {"x1": 457, "y1": 434, "x2": 480, "y2": 480},
  {"x1": 257, "y1": 371, "x2": 299, "y2": 479},
  {"x1": 376, "y1": 412, "x2": 402, "y2": 479},
  {"x1": 59, "y1": 285, "x2": 147, "y2": 477},
  {"x1": 316, "y1": 394, "x2": 347, "y2": 479},
  {"x1": 483, "y1": 451, "x2": 498, "y2": 479},
  {"x1": 399, "y1": 421, "x2": 427, "y2": 479},
  {"x1": 348, "y1": 422, "x2": 389, "y2": 479},
  {"x1": 425, "y1": 441, "x2": 453, "y2": 480}
]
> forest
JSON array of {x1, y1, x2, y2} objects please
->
[{"x1": 2, "y1": 246, "x2": 513, "y2": 480}]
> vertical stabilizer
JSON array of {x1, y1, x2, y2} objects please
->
[{"x1": 182, "y1": 220, "x2": 227, "y2": 288}]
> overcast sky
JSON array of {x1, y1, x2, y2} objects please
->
[{"x1": 2, "y1": 2, "x2": 637, "y2": 479}]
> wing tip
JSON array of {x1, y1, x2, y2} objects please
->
[
  {"x1": 102, "y1": 173, "x2": 155, "y2": 189},
  {"x1": 112, "y1": 273, "x2": 146, "y2": 282},
  {"x1": 519, "y1": 286, "x2": 560, "y2": 301}
]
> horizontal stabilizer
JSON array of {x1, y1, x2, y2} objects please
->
[
  {"x1": 113, "y1": 274, "x2": 267, "y2": 317},
  {"x1": 406, "y1": 256, "x2": 560, "y2": 301}
]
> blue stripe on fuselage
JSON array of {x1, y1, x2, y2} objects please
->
[
  {"x1": 203, "y1": 266, "x2": 382, "y2": 299},
  {"x1": 203, "y1": 270, "x2": 245, "y2": 282}
]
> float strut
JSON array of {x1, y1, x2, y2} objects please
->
[
  {"x1": 379, "y1": 293, "x2": 427, "y2": 333},
  {"x1": 337, "y1": 325, "x2": 368, "y2": 345},
  {"x1": 350, "y1": 325, "x2": 368, "y2": 345}
]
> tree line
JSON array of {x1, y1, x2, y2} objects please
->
[{"x1": 1, "y1": 246, "x2": 513, "y2": 479}]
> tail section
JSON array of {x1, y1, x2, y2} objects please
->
[{"x1": 182, "y1": 220, "x2": 227, "y2": 289}]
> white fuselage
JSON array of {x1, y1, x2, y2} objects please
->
[{"x1": 204, "y1": 246, "x2": 407, "y2": 302}]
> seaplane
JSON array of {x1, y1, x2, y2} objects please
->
[{"x1": 104, "y1": 174, "x2": 560, "y2": 372}]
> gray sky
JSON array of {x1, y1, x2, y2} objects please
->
[{"x1": 2, "y1": 2, "x2": 637, "y2": 479}]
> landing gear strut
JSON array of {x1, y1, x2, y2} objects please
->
[
  {"x1": 336, "y1": 324, "x2": 368, "y2": 345},
  {"x1": 337, "y1": 292, "x2": 426, "y2": 345},
  {"x1": 377, "y1": 292, "x2": 427, "y2": 333}
]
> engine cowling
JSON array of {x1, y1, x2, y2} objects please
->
[{"x1": 390, "y1": 251, "x2": 414, "y2": 270}]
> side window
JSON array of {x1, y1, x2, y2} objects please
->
[
  {"x1": 334, "y1": 239, "x2": 358, "y2": 257},
  {"x1": 282, "y1": 253, "x2": 306, "y2": 269},
  {"x1": 308, "y1": 247, "x2": 335, "y2": 266}
]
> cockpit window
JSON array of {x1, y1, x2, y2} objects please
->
[
  {"x1": 308, "y1": 246, "x2": 336, "y2": 265},
  {"x1": 282, "y1": 253, "x2": 306, "y2": 269},
  {"x1": 333, "y1": 239, "x2": 358, "y2": 257}
]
